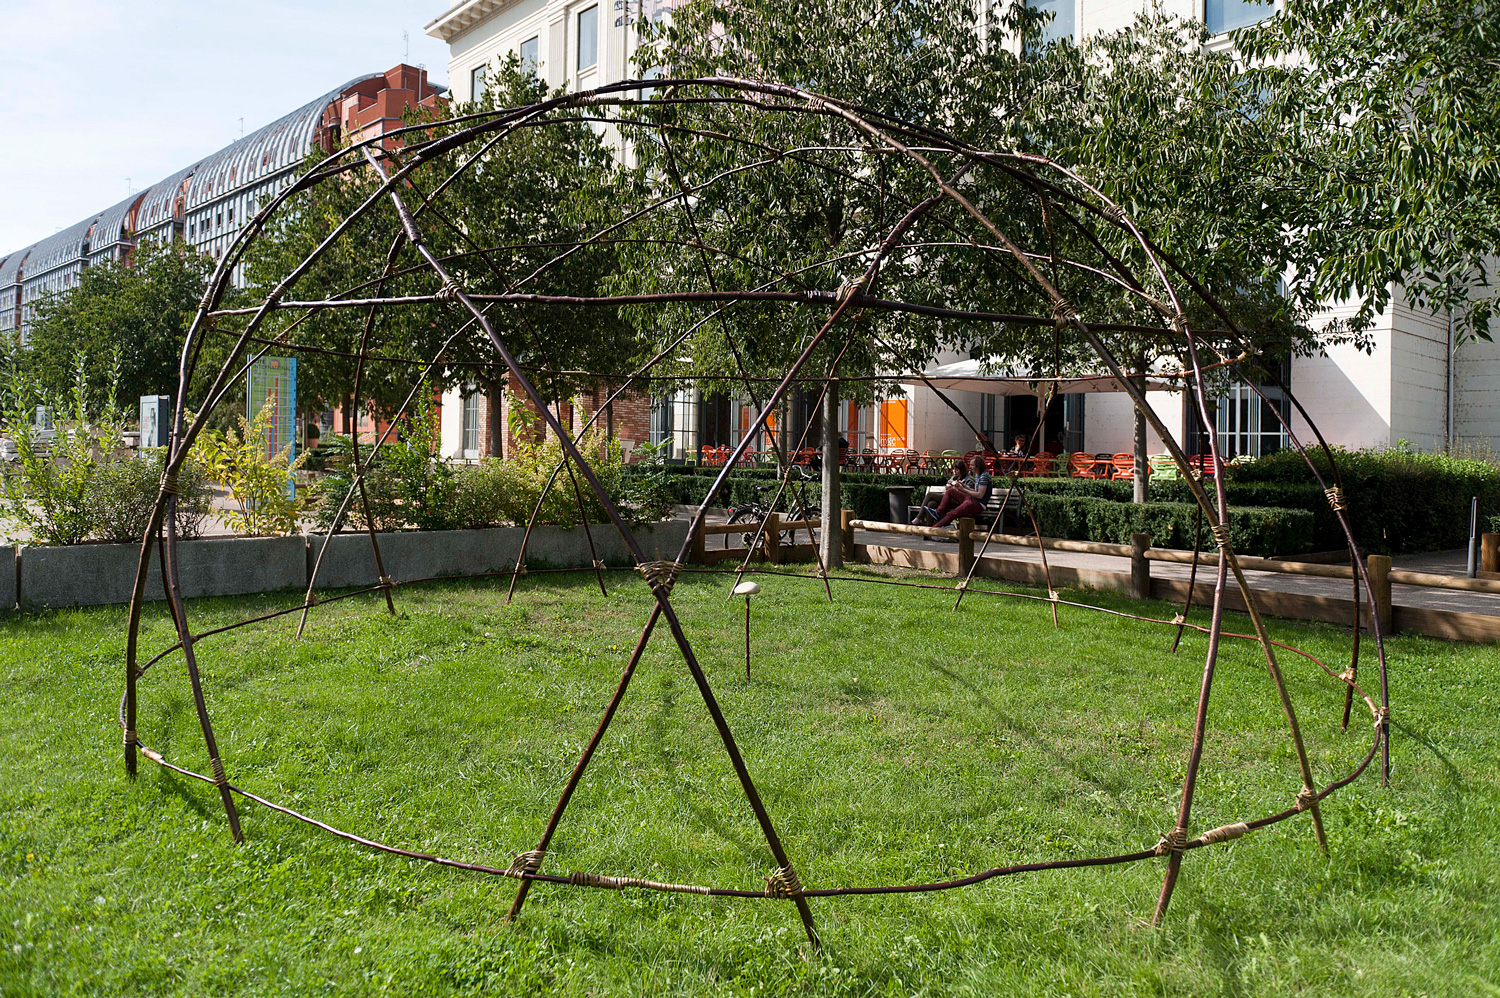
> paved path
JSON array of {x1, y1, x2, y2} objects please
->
[{"x1": 851, "y1": 527, "x2": 1500, "y2": 618}]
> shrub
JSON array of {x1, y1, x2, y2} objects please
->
[
  {"x1": 308, "y1": 396, "x2": 648, "y2": 533},
  {"x1": 1025, "y1": 494, "x2": 1313, "y2": 556},
  {"x1": 1231, "y1": 445, "x2": 1500, "y2": 554},
  {"x1": 190, "y1": 402, "x2": 307, "y2": 536},
  {"x1": 88, "y1": 450, "x2": 213, "y2": 543}
]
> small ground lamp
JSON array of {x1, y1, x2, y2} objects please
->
[{"x1": 732, "y1": 580, "x2": 761, "y2": 680}]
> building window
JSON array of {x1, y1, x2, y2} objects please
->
[
  {"x1": 577, "y1": 5, "x2": 598, "y2": 71},
  {"x1": 1184, "y1": 359, "x2": 1290, "y2": 459},
  {"x1": 1206, "y1": 0, "x2": 1274, "y2": 34},
  {"x1": 461, "y1": 386, "x2": 481, "y2": 459},
  {"x1": 1025, "y1": 0, "x2": 1074, "y2": 48},
  {"x1": 520, "y1": 36, "x2": 539, "y2": 74},
  {"x1": 471, "y1": 64, "x2": 487, "y2": 102},
  {"x1": 649, "y1": 394, "x2": 675, "y2": 456}
]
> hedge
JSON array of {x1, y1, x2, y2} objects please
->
[
  {"x1": 1025, "y1": 494, "x2": 1313, "y2": 557},
  {"x1": 633, "y1": 444, "x2": 1500, "y2": 555},
  {"x1": 1227, "y1": 447, "x2": 1500, "y2": 555}
]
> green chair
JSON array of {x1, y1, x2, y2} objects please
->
[{"x1": 1148, "y1": 453, "x2": 1179, "y2": 480}]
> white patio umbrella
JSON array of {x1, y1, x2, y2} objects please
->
[{"x1": 916, "y1": 359, "x2": 1183, "y2": 396}]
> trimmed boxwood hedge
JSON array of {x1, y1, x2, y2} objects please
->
[
  {"x1": 1024, "y1": 494, "x2": 1312, "y2": 557},
  {"x1": 633, "y1": 443, "x2": 1499, "y2": 555}
]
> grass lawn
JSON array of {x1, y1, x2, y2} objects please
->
[{"x1": 1, "y1": 566, "x2": 1496, "y2": 996}]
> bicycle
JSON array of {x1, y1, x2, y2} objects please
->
[{"x1": 725, "y1": 464, "x2": 822, "y2": 550}]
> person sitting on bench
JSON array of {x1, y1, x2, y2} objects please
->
[{"x1": 913, "y1": 459, "x2": 991, "y2": 527}]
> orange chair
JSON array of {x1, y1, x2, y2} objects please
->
[
  {"x1": 1068, "y1": 452, "x2": 1098, "y2": 478},
  {"x1": 1025, "y1": 451, "x2": 1055, "y2": 477},
  {"x1": 1110, "y1": 452, "x2": 1136, "y2": 480}
]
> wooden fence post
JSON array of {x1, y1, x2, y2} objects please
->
[
  {"x1": 841, "y1": 509, "x2": 856, "y2": 563},
  {"x1": 1130, "y1": 532, "x2": 1152, "y2": 600},
  {"x1": 956, "y1": 517, "x2": 975, "y2": 576},
  {"x1": 1367, "y1": 553, "x2": 1393, "y2": 635},
  {"x1": 690, "y1": 517, "x2": 706, "y2": 565},
  {"x1": 765, "y1": 512, "x2": 781, "y2": 565},
  {"x1": 1483, "y1": 532, "x2": 1499, "y2": 574}
]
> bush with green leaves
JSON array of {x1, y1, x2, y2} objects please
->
[
  {"x1": 0, "y1": 360, "x2": 214, "y2": 545},
  {"x1": 87, "y1": 449, "x2": 212, "y2": 543},
  {"x1": 308, "y1": 395, "x2": 650, "y2": 533},
  {"x1": 190, "y1": 401, "x2": 307, "y2": 537}
]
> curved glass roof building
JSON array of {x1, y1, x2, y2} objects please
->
[{"x1": 1, "y1": 65, "x2": 443, "y2": 340}]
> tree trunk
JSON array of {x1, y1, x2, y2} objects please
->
[
  {"x1": 820, "y1": 379, "x2": 843, "y2": 569},
  {"x1": 1133, "y1": 375, "x2": 1149, "y2": 504}
]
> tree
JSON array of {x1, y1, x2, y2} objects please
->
[
  {"x1": 1240, "y1": 0, "x2": 1500, "y2": 342},
  {"x1": 240, "y1": 57, "x2": 643, "y2": 455},
  {"x1": 631, "y1": 1, "x2": 1320, "y2": 500},
  {"x1": 22, "y1": 242, "x2": 212, "y2": 408}
]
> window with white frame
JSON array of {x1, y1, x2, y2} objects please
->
[
  {"x1": 1206, "y1": 0, "x2": 1274, "y2": 35},
  {"x1": 461, "y1": 387, "x2": 481, "y2": 459},
  {"x1": 520, "y1": 36, "x2": 539, "y2": 75},
  {"x1": 470, "y1": 65, "x2": 487, "y2": 102},
  {"x1": 1024, "y1": 0, "x2": 1074, "y2": 48},
  {"x1": 577, "y1": 5, "x2": 599, "y2": 72}
]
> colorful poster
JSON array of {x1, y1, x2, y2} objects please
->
[{"x1": 247, "y1": 356, "x2": 297, "y2": 495}]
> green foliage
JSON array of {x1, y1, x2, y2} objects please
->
[
  {"x1": 0, "y1": 360, "x2": 212, "y2": 544},
  {"x1": 1026, "y1": 494, "x2": 1314, "y2": 556},
  {"x1": 1240, "y1": 0, "x2": 1500, "y2": 342},
  {"x1": 87, "y1": 449, "x2": 212, "y2": 543},
  {"x1": 240, "y1": 58, "x2": 641, "y2": 421},
  {"x1": 1231, "y1": 446, "x2": 1500, "y2": 555},
  {"x1": 309, "y1": 395, "x2": 652, "y2": 532},
  {"x1": 190, "y1": 402, "x2": 306, "y2": 536},
  {"x1": 19, "y1": 242, "x2": 212, "y2": 405}
]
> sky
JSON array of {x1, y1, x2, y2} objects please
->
[{"x1": 0, "y1": 0, "x2": 452, "y2": 254}]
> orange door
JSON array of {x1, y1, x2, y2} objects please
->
[{"x1": 879, "y1": 399, "x2": 909, "y2": 450}]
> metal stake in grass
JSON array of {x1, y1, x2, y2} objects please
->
[{"x1": 733, "y1": 580, "x2": 761, "y2": 680}]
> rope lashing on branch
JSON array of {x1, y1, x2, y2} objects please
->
[
  {"x1": 1051, "y1": 298, "x2": 1078, "y2": 328},
  {"x1": 210, "y1": 757, "x2": 229, "y2": 788},
  {"x1": 160, "y1": 471, "x2": 179, "y2": 496},
  {"x1": 1101, "y1": 203, "x2": 1127, "y2": 224},
  {"x1": 1325, "y1": 486, "x2": 1348, "y2": 512},
  {"x1": 569, "y1": 871, "x2": 713, "y2": 895},
  {"x1": 1294, "y1": 785, "x2": 1319, "y2": 813},
  {"x1": 1374, "y1": 706, "x2": 1390, "y2": 728},
  {"x1": 1153, "y1": 828, "x2": 1189, "y2": 856},
  {"x1": 1193, "y1": 823, "x2": 1250, "y2": 847},
  {"x1": 764, "y1": 866, "x2": 805, "y2": 898},
  {"x1": 508, "y1": 849, "x2": 546, "y2": 877},
  {"x1": 123, "y1": 728, "x2": 137, "y2": 747},
  {"x1": 1211, "y1": 523, "x2": 1232, "y2": 550},
  {"x1": 638, "y1": 560, "x2": 682, "y2": 597}
]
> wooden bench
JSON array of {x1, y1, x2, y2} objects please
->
[{"x1": 909, "y1": 484, "x2": 1025, "y2": 531}]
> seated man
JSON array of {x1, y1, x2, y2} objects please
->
[{"x1": 915, "y1": 460, "x2": 992, "y2": 528}]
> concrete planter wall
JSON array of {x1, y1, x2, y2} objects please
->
[
  {"x1": 19, "y1": 535, "x2": 306, "y2": 610},
  {"x1": 9, "y1": 520, "x2": 691, "y2": 610},
  {"x1": 1, "y1": 546, "x2": 14, "y2": 609},
  {"x1": 308, "y1": 520, "x2": 691, "y2": 590}
]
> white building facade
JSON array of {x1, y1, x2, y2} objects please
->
[{"x1": 424, "y1": 0, "x2": 1500, "y2": 461}]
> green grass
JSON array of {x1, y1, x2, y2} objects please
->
[{"x1": 1, "y1": 567, "x2": 1497, "y2": 996}]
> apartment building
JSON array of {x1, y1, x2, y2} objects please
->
[
  {"x1": 424, "y1": 0, "x2": 1500, "y2": 462},
  {"x1": 0, "y1": 66, "x2": 445, "y2": 343}
]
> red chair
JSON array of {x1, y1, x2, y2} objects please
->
[
  {"x1": 1068, "y1": 452, "x2": 1098, "y2": 479},
  {"x1": 1025, "y1": 452, "x2": 1055, "y2": 477}
]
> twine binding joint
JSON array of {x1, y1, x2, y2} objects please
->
[
  {"x1": 764, "y1": 865, "x2": 804, "y2": 898},
  {"x1": 508, "y1": 849, "x2": 546, "y2": 877},
  {"x1": 1153, "y1": 828, "x2": 1188, "y2": 856}
]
